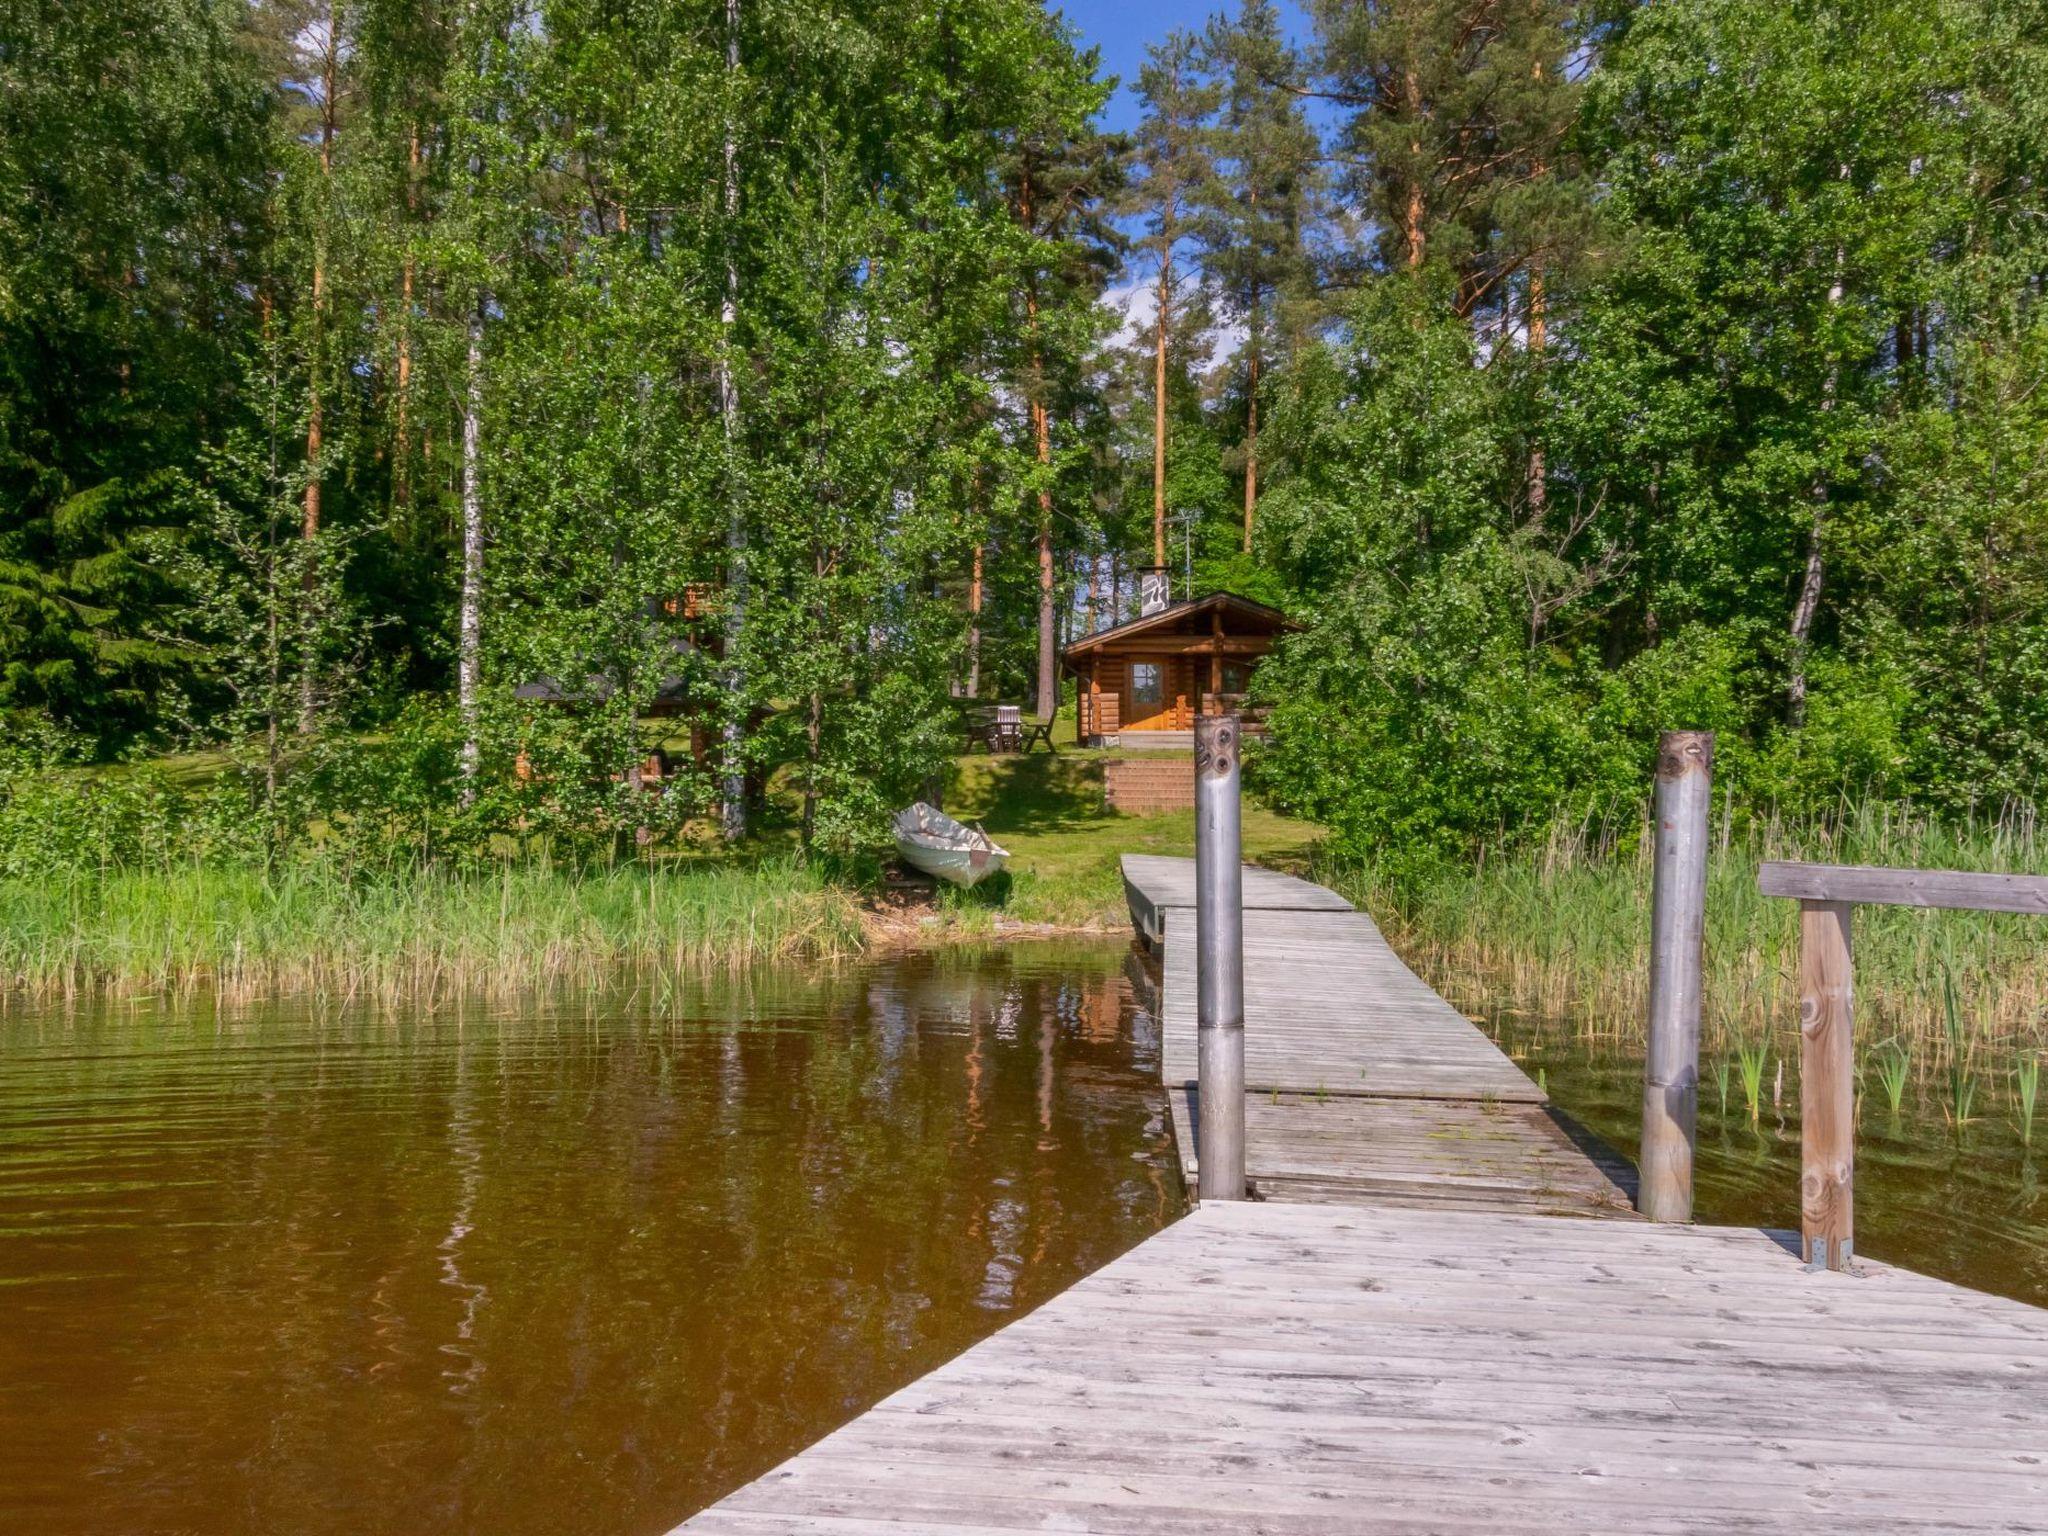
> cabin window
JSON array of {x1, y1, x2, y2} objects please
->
[
  {"x1": 1130, "y1": 662, "x2": 1163, "y2": 707},
  {"x1": 1221, "y1": 661, "x2": 1251, "y2": 695}
]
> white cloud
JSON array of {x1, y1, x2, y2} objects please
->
[{"x1": 1098, "y1": 280, "x2": 1247, "y2": 366}]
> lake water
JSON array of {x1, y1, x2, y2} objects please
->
[
  {"x1": 1477, "y1": 1008, "x2": 2048, "y2": 1308},
  {"x1": 0, "y1": 942, "x2": 1179, "y2": 1536}
]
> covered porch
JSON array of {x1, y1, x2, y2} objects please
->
[{"x1": 1062, "y1": 591, "x2": 1295, "y2": 747}]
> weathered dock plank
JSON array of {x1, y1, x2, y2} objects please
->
[
  {"x1": 1120, "y1": 852, "x2": 1351, "y2": 949},
  {"x1": 1167, "y1": 1087, "x2": 1637, "y2": 1215},
  {"x1": 678, "y1": 1201, "x2": 2048, "y2": 1534},
  {"x1": 675, "y1": 858, "x2": 2048, "y2": 1534},
  {"x1": 1158, "y1": 907, "x2": 1544, "y2": 1103},
  {"x1": 1127, "y1": 854, "x2": 1576, "y2": 1206}
]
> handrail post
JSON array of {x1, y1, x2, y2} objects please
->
[
  {"x1": 1641, "y1": 730, "x2": 1712, "y2": 1222},
  {"x1": 1194, "y1": 712, "x2": 1246, "y2": 1201},
  {"x1": 1799, "y1": 899, "x2": 1855, "y2": 1270}
]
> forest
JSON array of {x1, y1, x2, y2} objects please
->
[{"x1": 3, "y1": 0, "x2": 2046, "y2": 882}]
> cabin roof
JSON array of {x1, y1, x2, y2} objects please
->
[
  {"x1": 1061, "y1": 590, "x2": 1297, "y2": 664},
  {"x1": 513, "y1": 666, "x2": 694, "y2": 715}
]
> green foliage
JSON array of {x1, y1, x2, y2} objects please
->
[
  {"x1": 1249, "y1": 0, "x2": 2048, "y2": 866},
  {"x1": 1254, "y1": 280, "x2": 1593, "y2": 871},
  {"x1": 7, "y1": 0, "x2": 2048, "y2": 896},
  {"x1": 0, "y1": 0, "x2": 271, "y2": 748}
]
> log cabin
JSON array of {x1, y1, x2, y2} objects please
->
[{"x1": 1063, "y1": 590, "x2": 1297, "y2": 746}]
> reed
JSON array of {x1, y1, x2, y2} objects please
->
[
  {"x1": 1337, "y1": 802, "x2": 2048, "y2": 1076},
  {"x1": 1735, "y1": 1037, "x2": 1769, "y2": 1125},
  {"x1": 0, "y1": 857, "x2": 865, "y2": 1006},
  {"x1": 2015, "y1": 1053, "x2": 2041, "y2": 1148},
  {"x1": 1940, "y1": 963, "x2": 1979, "y2": 1128},
  {"x1": 1871, "y1": 1039, "x2": 1913, "y2": 1118}
]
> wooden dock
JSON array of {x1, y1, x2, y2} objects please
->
[
  {"x1": 1123, "y1": 854, "x2": 1635, "y2": 1216},
  {"x1": 676, "y1": 857, "x2": 2048, "y2": 1534}
]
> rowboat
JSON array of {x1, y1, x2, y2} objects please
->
[{"x1": 893, "y1": 802, "x2": 1009, "y2": 888}]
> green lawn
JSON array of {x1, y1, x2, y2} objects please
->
[{"x1": 936, "y1": 738, "x2": 1322, "y2": 930}]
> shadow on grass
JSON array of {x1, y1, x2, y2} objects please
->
[
  {"x1": 935, "y1": 868, "x2": 1016, "y2": 912},
  {"x1": 944, "y1": 751, "x2": 1117, "y2": 837}
]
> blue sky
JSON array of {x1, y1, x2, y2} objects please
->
[
  {"x1": 1053, "y1": 0, "x2": 1322, "y2": 356},
  {"x1": 1052, "y1": 0, "x2": 1315, "y2": 134}
]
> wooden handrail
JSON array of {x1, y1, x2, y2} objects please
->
[
  {"x1": 1759, "y1": 859, "x2": 2048, "y2": 1273},
  {"x1": 1758, "y1": 861, "x2": 2048, "y2": 914}
]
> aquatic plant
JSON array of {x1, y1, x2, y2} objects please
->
[
  {"x1": 1735, "y1": 1038, "x2": 1769, "y2": 1126},
  {"x1": 1870, "y1": 1040, "x2": 1912, "y2": 1118},
  {"x1": 1340, "y1": 800, "x2": 2048, "y2": 1056},
  {"x1": 2016, "y1": 1053, "x2": 2041, "y2": 1149},
  {"x1": 1940, "y1": 964, "x2": 1977, "y2": 1129},
  {"x1": 1713, "y1": 1056, "x2": 1732, "y2": 1117}
]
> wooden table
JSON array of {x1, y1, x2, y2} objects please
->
[{"x1": 964, "y1": 705, "x2": 1055, "y2": 753}]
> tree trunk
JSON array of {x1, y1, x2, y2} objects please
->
[
  {"x1": 1404, "y1": 67, "x2": 1425, "y2": 270},
  {"x1": 1242, "y1": 344, "x2": 1259, "y2": 554},
  {"x1": 1021, "y1": 161, "x2": 1056, "y2": 724},
  {"x1": 458, "y1": 301, "x2": 485, "y2": 785},
  {"x1": 1153, "y1": 257, "x2": 1170, "y2": 569},
  {"x1": 966, "y1": 538, "x2": 983, "y2": 697},
  {"x1": 1527, "y1": 264, "x2": 1548, "y2": 516},
  {"x1": 300, "y1": 285, "x2": 321, "y2": 737},
  {"x1": 395, "y1": 128, "x2": 419, "y2": 509},
  {"x1": 1788, "y1": 207, "x2": 1848, "y2": 727},
  {"x1": 1034, "y1": 411, "x2": 1055, "y2": 721},
  {"x1": 300, "y1": 34, "x2": 338, "y2": 736},
  {"x1": 800, "y1": 683, "x2": 821, "y2": 851},
  {"x1": 718, "y1": 0, "x2": 747, "y2": 841},
  {"x1": 1787, "y1": 499, "x2": 1826, "y2": 726}
]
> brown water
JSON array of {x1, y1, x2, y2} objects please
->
[
  {"x1": 1479, "y1": 1010, "x2": 2048, "y2": 1307},
  {"x1": 0, "y1": 942, "x2": 1178, "y2": 1536}
]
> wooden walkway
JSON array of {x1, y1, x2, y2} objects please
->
[
  {"x1": 1123, "y1": 855, "x2": 1633, "y2": 1215},
  {"x1": 676, "y1": 858, "x2": 2048, "y2": 1534}
]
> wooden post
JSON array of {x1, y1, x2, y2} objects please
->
[
  {"x1": 1194, "y1": 712, "x2": 1246, "y2": 1201},
  {"x1": 1799, "y1": 899, "x2": 1854, "y2": 1270},
  {"x1": 1209, "y1": 609, "x2": 1224, "y2": 705},
  {"x1": 1640, "y1": 730, "x2": 1712, "y2": 1222}
]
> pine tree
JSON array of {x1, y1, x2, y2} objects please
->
[
  {"x1": 1314, "y1": 0, "x2": 1585, "y2": 312},
  {"x1": 1124, "y1": 33, "x2": 1218, "y2": 571},
  {"x1": 1000, "y1": 20, "x2": 1121, "y2": 721},
  {"x1": 1200, "y1": 0, "x2": 1319, "y2": 554}
]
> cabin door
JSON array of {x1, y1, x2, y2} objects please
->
[{"x1": 1123, "y1": 657, "x2": 1182, "y2": 730}]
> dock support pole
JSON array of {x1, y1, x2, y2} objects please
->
[
  {"x1": 1799, "y1": 899, "x2": 1854, "y2": 1270},
  {"x1": 1640, "y1": 729, "x2": 1713, "y2": 1222},
  {"x1": 1194, "y1": 712, "x2": 1246, "y2": 1201}
]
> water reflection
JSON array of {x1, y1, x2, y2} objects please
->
[
  {"x1": 0, "y1": 942, "x2": 1176, "y2": 1536},
  {"x1": 1480, "y1": 1010, "x2": 2048, "y2": 1307}
]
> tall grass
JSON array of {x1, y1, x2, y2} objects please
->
[
  {"x1": 1333, "y1": 802, "x2": 2048, "y2": 1078},
  {"x1": 0, "y1": 857, "x2": 865, "y2": 1006}
]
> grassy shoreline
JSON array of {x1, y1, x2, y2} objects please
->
[
  {"x1": 0, "y1": 860, "x2": 868, "y2": 1006},
  {"x1": 1339, "y1": 807, "x2": 2048, "y2": 1097},
  {"x1": 0, "y1": 747, "x2": 1326, "y2": 1005}
]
